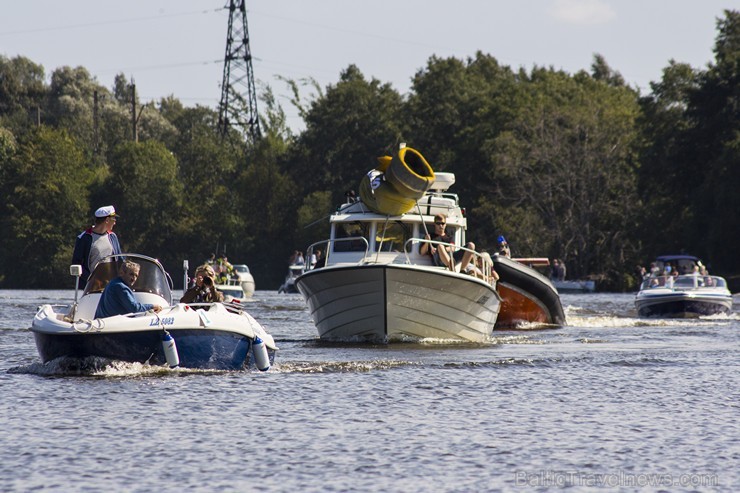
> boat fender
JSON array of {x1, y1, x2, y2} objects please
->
[
  {"x1": 162, "y1": 331, "x2": 180, "y2": 368},
  {"x1": 376, "y1": 155, "x2": 392, "y2": 172},
  {"x1": 385, "y1": 147, "x2": 435, "y2": 199},
  {"x1": 358, "y1": 170, "x2": 417, "y2": 216},
  {"x1": 252, "y1": 337, "x2": 270, "y2": 371}
]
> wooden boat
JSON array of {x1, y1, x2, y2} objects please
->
[{"x1": 491, "y1": 256, "x2": 566, "y2": 328}]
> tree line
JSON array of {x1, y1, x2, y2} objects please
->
[{"x1": 1, "y1": 10, "x2": 738, "y2": 291}]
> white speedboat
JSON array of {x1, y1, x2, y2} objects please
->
[
  {"x1": 215, "y1": 277, "x2": 248, "y2": 300},
  {"x1": 30, "y1": 254, "x2": 277, "y2": 370},
  {"x1": 278, "y1": 264, "x2": 304, "y2": 294},
  {"x1": 232, "y1": 263, "x2": 256, "y2": 297},
  {"x1": 635, "y1": 255, "x2": 732, "y2": 318},
  {"x1": 295, "y1": 152, "x2": 501, "y2": 343}
]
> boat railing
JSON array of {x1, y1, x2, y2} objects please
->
[
  {"x1": 404, "y1": 238, "x2": 496, "y2": 285},
  {"x1": 217, "y1": 277, "x2": 243, "y2": 287},
  {"x1": 305, "y1": 237, "x2": 370, "y2": 271}
]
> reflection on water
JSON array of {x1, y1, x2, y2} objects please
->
[{"x1": 1, "y1": 290, "x2": 738, "y2": 491}]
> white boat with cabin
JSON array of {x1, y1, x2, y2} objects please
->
[
  {"x1": 232, "y1": 263, "x2": 255, "y2": 297},
  {"x1": 295, "y1": 168, "x2": 501, "y2": 342}
]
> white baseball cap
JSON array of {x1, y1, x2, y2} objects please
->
[{"x1": 94, "y1": 205, "x2": 119, "y2": 218}]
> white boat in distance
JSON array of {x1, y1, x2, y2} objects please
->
[
  {"x1": 635, "y1": 255, "x2": 733, "y2": 318},
  {"x1": 278, "y1": 264, "x2": 304, "y2": 294},
  {"x1": 552, "y1": 279, "x2": 596, "y2": 294},
  {"x1": 31, "y1": 254, "x2": 276, "y2": 370},
  {"x1": 232, "y1": 264, "x2": 255, "y2": 297},
  {"x1": 295, "y1": 171, "x2": 501, "y2": 342}
]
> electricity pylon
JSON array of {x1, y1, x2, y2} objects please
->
[{"x1": 217, "y1": 0, "x2": 260, "y2": 141}]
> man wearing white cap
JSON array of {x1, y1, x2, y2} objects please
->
[{"x1": 71, "y1": 205, "x2": 122, "y2": 287}]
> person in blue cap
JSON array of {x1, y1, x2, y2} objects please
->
[
  {"x1": 497, "y1": 235, "x2": 511, "y2": 258},
  {"x1": 71, "y1": 205, "x2": 122, "y2": 288}
]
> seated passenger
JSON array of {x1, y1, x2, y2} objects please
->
[
  {"x1": 420, "y1": 213, "x2": 474, "y2": 271},
  {"x1": 181, "y1": 264, "x2": 224, "y2": 303},
  {"x1": 95, "y1": 261, "x2": 163, "y2": 318},
  {"x1": 496, "y1": 235, "x2": 511, "y2": 258}
]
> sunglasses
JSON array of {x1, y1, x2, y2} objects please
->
[{"x1": 435, "y1": 222, "x2": 446, "y2": 226}]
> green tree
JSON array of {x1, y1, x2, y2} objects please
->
[
  {"x1": 686, "y1": 10, "x2": 740, "y2": 274},
  {"x1": 99, "y1": 140, "x2": 184, "y2": 268},
  {"x1": 486, "y1": 68, "x2": 641, "y2": 286},
  {"x1": 0, "y1": 55, "x2": 47, "y2": 131},
  {"x1": 0, "y1": 127, "x2": 93, "y2": 287},
  {"x1": 636, "y1": 60, "x2": 699, "y2": 253},
  {"x1": 288, "y1": 65, "x2": 405, "y2": 204},
  {"x1": 405, "y1": 52, "x2": 519, "y2": 238}
]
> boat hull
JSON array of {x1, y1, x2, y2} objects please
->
[
  {"x1": 31, "y1": 303, "x2": 277, "y2": 370},
  {"x1": 635, "y1": 293, "x2": 733, "y2": 318},
  {"x1": 492, "y1": 256, "x2": 566, "y2": 328},
  {"x1": 295, "y1": 264, "x2": 500, "y2": 342},
  {"x1": 32, "y1": 328, "x2": 274, "y2": 370}
]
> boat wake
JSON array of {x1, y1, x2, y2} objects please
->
[
  {"x1": 563, "y1": 302, "x2": 738, "y2": 328},
  {"x1": 9, "y1": 356, "x2": 262, "y2": 376},
  {"x1": 272, "y1": 359, "x2": 417, "y2": 373}
]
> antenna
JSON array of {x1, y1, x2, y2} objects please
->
[{"x1": 218, "y1": 0, "x2": 261, "y2": 142}]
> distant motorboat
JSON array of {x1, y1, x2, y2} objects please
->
[
  {"x1": 230, "y1": 263, "x2": 256, "y2": 297},
  {"x1": 635, "y1": 255, "x2": 732, "y2": 318},
  {"x1": 552, "y1": 279, "x2": 596, "y2": 294},
  {"x1": 278, "y1": 263, "x2": 304, "y2": 294}
]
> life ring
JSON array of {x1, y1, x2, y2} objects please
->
[
  {"x1": 359, "y1": 170, "x2": 417, "y2": 216},
  {"x1": 385, "y1": 147, "x2": 435, "y2": 199}
]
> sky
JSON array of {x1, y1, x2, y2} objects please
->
[{"x1": 1, "y1": 0, "x2": 735, "y2": 132}]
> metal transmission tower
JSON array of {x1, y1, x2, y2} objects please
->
[{"x1": 218, "y1": 0, "x2": 260, "y2": 141}]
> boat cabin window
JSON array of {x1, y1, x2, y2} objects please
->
[
  {"x1": 333, "y1": 221, "x2": 369, "y2": 252},
  {"x1": 375, "y1": 221, "x2": 410, "y2": 252}
]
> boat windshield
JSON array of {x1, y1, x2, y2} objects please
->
[
  {"x1": 83, "y1": 255, "x2": 172, "y2": 300},
  {"x1": 375, "y1": 221, "x2": 411, "y2": 252},
  {"x1": 333, "y1": 221, "x2": 369, "y2": 252},
  {"x1": 641, "y1": 275, "x2": 726, "y2": 290}
]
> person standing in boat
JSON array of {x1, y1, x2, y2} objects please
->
[
  {"x1": 71, "y1": 205, "x2": 122, "y2": 288},
  {"x1": 313, "y1": 249, "x2": 325, "y2": 269},
  {"x1": 420, "y1": 213, "x2": 474, "y2": 272},
  {"x1": 95, "y1": 261, "x2": 162, "y2": 318},
  {"x1": 180, "y1": 264, "x2": 224, "y2": 303},
  {"x1": 556, "y1": 259, "x2": 567, "y2": 281}
]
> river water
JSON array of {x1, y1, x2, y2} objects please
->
[{"x1": 1, "y1": 290, "x2": 738, "y2": 492}]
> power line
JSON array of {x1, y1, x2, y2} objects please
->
[{"x1": 0, "y1": 9, "x2": 220, "y2": 36}]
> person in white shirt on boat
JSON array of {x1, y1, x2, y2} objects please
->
[
  {"x1": 95, "y1": 261, "x2": 162, "y2": 318},
  {"x1": 71, "y1": 205, "x2": 122, "y2": 288},
  {"x1": 420, "y1": 213, "x2": 474, "y2": 272}
]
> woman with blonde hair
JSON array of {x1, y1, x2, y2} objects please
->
[{"x1": 180, "y1": 264, "x2": 225, "y2": 303}]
